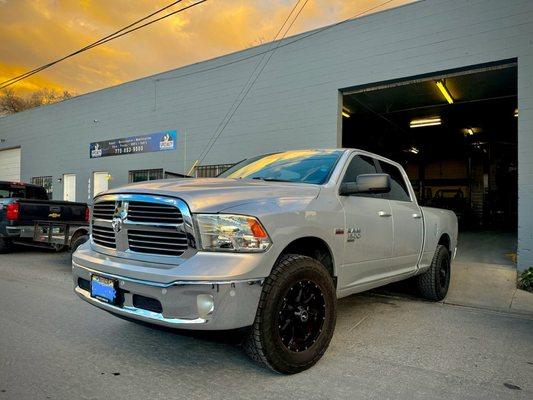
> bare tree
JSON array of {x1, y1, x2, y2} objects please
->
[
  {"x1": 0, "y1": 89, "x2": 28, "y2": 115},
  {"x1": 247, "y1": 36, "x2": 267, "y2": 48},
  {"x1": 0, "y1": 88, "x2": 75, "y2": 116}
]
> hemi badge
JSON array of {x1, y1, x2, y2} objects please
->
[{"x1": 335, "y1": 228, "x2": 345, "y2": 235}]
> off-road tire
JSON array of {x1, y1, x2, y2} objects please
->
[
  {"x1": 416, "y1": 245, "x2": 451, "y2": 301},
  {"x1": 0, "y1": 237, "x2": 13, "y2": 254},
  {"x1": 51, "y1": 244, "x2": 67, "y2": 252},
  {"x1": 243, "y1": 254, "x2": 337, "y2": 374},
  {"x1": 70, "y1": 234, "x2": 89, "y2": 253}
]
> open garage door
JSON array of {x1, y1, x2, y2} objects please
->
[
  {"x1": 0, "y1": 147, "x2": 21, "y2": 181},
  {"x1": 341, "y1": 61, "x2": 517, "y2": 266}
]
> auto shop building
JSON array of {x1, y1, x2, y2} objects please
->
[{"x1": 0, "y1": 0, "x2": 532, "y2": 271}]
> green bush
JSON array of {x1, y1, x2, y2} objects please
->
[{"x1": 518, "y1": 268, "x2": 533, "y2": 292}]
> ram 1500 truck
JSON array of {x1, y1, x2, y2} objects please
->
[
  {"x1": 0, "y1": 181, "x2": 89, "y2": 253},
  {"x1": 73, "y1": 149, "x2": 457, "y2": 374}
]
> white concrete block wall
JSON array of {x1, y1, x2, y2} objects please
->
[{"x1": 0, "y1": 0, "x2": 532, "y2": 270}]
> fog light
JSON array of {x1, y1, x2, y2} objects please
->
[{"x1": 197, "y1": 294, "x2": 214, "y2": 318}]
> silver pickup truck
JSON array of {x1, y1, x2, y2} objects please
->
[{"x1": 73, "y1": 149, "x2": 457, "y2": 374}]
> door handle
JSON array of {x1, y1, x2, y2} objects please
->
[
  {"x1": 378, "y1": 211, "x2": 391, "y2": 217},
  {"x1": 412, "y1": 213, "x2": 422, "y2": 219}
]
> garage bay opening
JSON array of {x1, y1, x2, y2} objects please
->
[{"x1": 341, "y1": 61, "x2": 518, "y2": 267}]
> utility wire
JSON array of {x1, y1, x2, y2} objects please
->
[
  {"x1": 0, "y1": 0, "x2": 186, "y2": 88},
  {"x1": 194, "y1": 0, "x2": 309, "y2": 167},
  {"x1": 159, "y1": 0, "x2": 396, "y2": 85},
  {"x1": 191, "y1": 0, "x2": 396, "y2": 166},
  {"x1": 2, "y1": 0, "x2": 394, "y2": 92},
  {"x1": 194, "y1": 0, "x2": 306, "y2": 164},
  {"x1": 0, "y1": 0, "x2": 207, "y2": 90}
]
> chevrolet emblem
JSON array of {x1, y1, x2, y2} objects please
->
[{"x1": 48, "y1": 212, "x2": 61, "y2": 218}]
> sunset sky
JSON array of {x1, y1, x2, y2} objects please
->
[{"x1": 0, "y1": 0, "x2": 411, "y2": 97}]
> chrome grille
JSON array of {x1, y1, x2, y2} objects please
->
[
  {"x1": 90, "y1": 194, "x2": 194, "y2": 259},
  {"x1": 92, "y1": 201, "x2": 115, "y2": 220},
  {"x1": 128, "y1": 229, "x2": 188, "y2": 256},
  {"x1": 92, "y1": 225, "x2": 116, "y2": 248},
  {"x1": 127, "y1": 202, "x2": 183, "y2": 224}
]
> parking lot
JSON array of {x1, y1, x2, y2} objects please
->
[{"x1": 0, "y1": 249, "x2": 532, "y2": 400}]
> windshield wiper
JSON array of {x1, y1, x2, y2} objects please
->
[{"x1": 251, "y1": 177, "x2": 292, "y2": 183}]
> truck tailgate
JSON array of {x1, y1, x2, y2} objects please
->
[{"x1": 17, "y1": 200, "x2": 87, "y2": 225}]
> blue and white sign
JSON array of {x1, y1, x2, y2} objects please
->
[{"x1": 90, "y1": 130, "x2": 177, "y2": 158}]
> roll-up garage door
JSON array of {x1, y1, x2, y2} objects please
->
[{"x1": 0, "y1": 148, "x2": 21, "y2": 181}]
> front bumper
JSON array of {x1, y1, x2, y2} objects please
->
[{"x1": 72, "y1": 261, "x2": 263, "y2": 330}]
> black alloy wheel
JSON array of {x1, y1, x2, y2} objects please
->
[
  {"x1": 438, "y1": 255, "x2": 451, "y2": 292},
  {"x1": 243, "y1": 254, "x2": 337, "y2": 374},
  {"x1": 416, "y1": 244, "x2": 451, "y2": 301},
  {"x1": 277, "y1": 280, "x2": 326, "y2": 353}
]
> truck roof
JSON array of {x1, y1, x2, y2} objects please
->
[{"x1": 0, "y1": 181, "x2": 43, "y2": 189}]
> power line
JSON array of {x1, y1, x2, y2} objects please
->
[
  {"x1": 195, "y1": 0, "x2": 307, "y2": 164},
  {"x1": 0, "y1": 0, "x2": 186, "y2": 88},
  {"x1": 189, "y1": 0, "x2": 397, "y2": 167},
  {"x1": 0, "y1": 0, "x2": 207, "y2": 90},
  {"x1": 194, "y1": 0, "x2": 310, "y2": 167},
  {"x1": 159, "y1": 0, "x2": 396, "y2": 85},
  {"x1": 80, "y1": 1, "x2": 208, "y2": 54}
]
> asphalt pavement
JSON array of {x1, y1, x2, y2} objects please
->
[{"x1": 1, "y1": 248, "x2": 532, "y2": 400}]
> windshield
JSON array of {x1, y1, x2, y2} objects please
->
[{"x1": 218, "y1": 150, "x2": 343, "y2": 184}]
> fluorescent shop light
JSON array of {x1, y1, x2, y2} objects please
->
[
  {"x1": 436, "y1": 80, "x2": 454, "y2": 104},
  {"x1": 402, "y1": 147, "x2": 419, "y2": 154},
  {"x1": 410, "y1": 116, "x2": 441, "y2": 128},
  {"x1": 463, "y1": 127, "x2": 481, "y2": 136},
  {"x1": 342, "y1": 107, "x2": 351, "y2": 118},
  {"x1": 514, "y1": 108, "x2": 518, "y2": 117}
]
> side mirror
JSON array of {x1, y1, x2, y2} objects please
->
[{"x1": 339, "y1": 173, "x2": 391, "y2": 195}]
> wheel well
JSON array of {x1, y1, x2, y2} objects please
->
[
  {"x1": 279, "y1": 237, "x2": 335, "y2": 278},
  {"x1": 438, "y1": 233, "x2": 451, "y2": 251},
  {"x1": 71, "y1": 228, "x2": 89, "y2": 244}
]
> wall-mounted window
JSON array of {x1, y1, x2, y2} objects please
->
[
  {"x1": 195, "y1": 164, "x2": 235, "y2": 178},
  {"x1": 31, "y1": 176, "x2": 53, "y2": 198},
  {"x1": 128, "y1": 169, "x2": 164, "y2": 183}
]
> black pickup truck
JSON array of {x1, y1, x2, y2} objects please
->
[{"x1": 0, "y1": 181, "x2": 89, "y2": 253}]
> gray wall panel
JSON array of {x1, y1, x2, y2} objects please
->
[{"x1": 1, "y1": 0, "x2": 532, "y2": 269}]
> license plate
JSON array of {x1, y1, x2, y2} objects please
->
[{"x1": 91, "y1": 275, "x2": 117, "y2": 304}]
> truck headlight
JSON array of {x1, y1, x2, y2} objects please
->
[{"x1": 195, "y1": 214, "x2": 272, "y2": 252}]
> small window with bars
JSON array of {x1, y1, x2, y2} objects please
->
[
  {"x1": 195, "y1": 164, "x2": 235, "y2": 178},
  {"x1": 31, "y1": 176, "x2": 53, "y2": 198},
  {"x1": 128, "y1": 169, "x2": 164, "y2": 183}
]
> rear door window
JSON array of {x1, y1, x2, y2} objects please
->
[
  {"x1": 0, "y1": 184, "x2": 48, "y2": 200},
  {"x1": 0, "y1": 183, "x2": 25, "y2": 199},
  {"x1": 26, "y1": 186, "x2": 49, "y2": 200},
  {"x1": 377, "y1": 161, "x2": 411, "y2": 202}
]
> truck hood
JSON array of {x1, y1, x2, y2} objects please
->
[{"x1": 102, "y1": 178, "x2": 321, "y2": 213}]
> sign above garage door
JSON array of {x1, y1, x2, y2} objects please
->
[
  {"x1": 89, "y1": 130, "x2": 177, "y2": 159},
  {"x1": 0, "y1": 147, "x2": 21, "y2": 181}
]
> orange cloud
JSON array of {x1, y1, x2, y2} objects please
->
[{"x1": 0, "y1": 0, "x2": 412, "y2": 96}]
